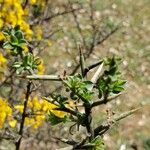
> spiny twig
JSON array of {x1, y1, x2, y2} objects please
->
[
  {"x1": 18, "y1": 75, "x2": 63, "y2": 81},
  {"x1": 83, "y1": 60, "x2": 103, "y2": 77},
  {"x1": 91, "y1": 93, "x2": 123, "y2": 108},
  {"x1": 94, "y1": 107, "x2": 141, "y2": 137},
  {"x1": 53, "y1": 137, "x2": 78, "y2": 145},
  {"x1": 79, "y1": 45, "x2": 85, "y2": 77}
]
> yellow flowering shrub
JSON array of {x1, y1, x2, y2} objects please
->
[
  {"x1": 14, "y1": 96, "x2": 66, "y2": 129},
  {"x1": 0, "y1": 52, "x2": 7, "y2": 67},
  {"x1": 37, "y1": 59, "x2": 45, "y2": 75},
  {"x1": 0, "y1": 97, "x2": 17, "y2": 129},
  {"x1": 0, "y1": 0, "x2": 53, "y2": 77},
  {"x1": 0, "y1": 0, "x2": 33, "y2": 40},
  {"x1": 0, "y1": 52, "x2": 7, "y2": 80},
  {"x1": 0, "y1": 0, "x2": 52, "y2": 132}
]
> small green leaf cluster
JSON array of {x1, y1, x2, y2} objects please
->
[
  {"x1": 2, "y1": 26, "x2": 41, "y2": 74},
  {"x1": 48, "y1": 112, "x2": 68, "y2": 125},
  {"x1": 47, "y1": 93, "x2": 72, "y2": 125},
  {"x1": 64, "y1": 74, "x2": 94, "y2": 103},
  {"x1": 48, "y1": 57, "x2": 126, "y2": 130},
  {"x1": 3, "y1": 26, "x2": 27, "y2": 56},
  {"x1": 97, "y1": 57, "x2": 126, "y2": 98},
  {"x1": 32, "y1": 4, "x2": 42, "y2": 18},
  {"x1": 50, "y1": 93, "x2": 68, "y2": 107},
  {"x1": 89, "y1": 136, "x2": 105, "y2": 150},
  {"x1": 13, "y1": 53, "x2": 41, "y2": 74}
]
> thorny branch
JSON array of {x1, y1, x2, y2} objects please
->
[
  {"x1": 94, "y1": 108, "x2": 141, "y2": 137},
  {"x1": 91, "y1": 93, "x2": 123, "y2": 108}
]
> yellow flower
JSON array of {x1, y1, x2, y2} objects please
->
[
  {"x1": 0, "y1": 97, "x2": 12, "y2": 129},
  {"x1": 14, "y1": 105, "x2": 24, "y2": 113},
  {"x1": 0, "y1": 53, "x2": 7, "y2": 67},
  {"x1": 9, "y1": 119, "x2": 17, "y2": 128},
  {"x1": 50, "y1": 109, "x2": 66, "y2": 118},
  {"x1": 25, "y1": 118, "x2": 35, "y2": 127},
  {"x1": 0, "y1": 1, "x2": 33, "y2": 39},
  {"x1": 27, "y1": 100, "x2": 33, "y2": 108},
  {"x1": 13, "y1": 96, "x2": 67, "y2": 129},
  {"x1": 0, "y1": 19, "x2": 4, "y2": 28},
  {"x1": 0, "y1": 112, "x2": 6, "y2": 129},
  {"x1": 30, "y1": 0, "x2": 37, "y2": 5},
  {"x1": 46, "y1": 40, "x2": 52, "y2": 47},
  {"x1": 41, "y1": 100, "x2": 56, "y2": 112},
  {"x1": 21, "y1": 45, "x2": 29, "y2": 53},
  {"x1": 6, "y1": 12, "x2": 17, "y2": 27},
  {"x1": 37, "y1": 60, "x2": 45, "y2": 75},
  {"x1": 0, "y1": 32, "x2": 5, "y2": 41},
  {"x1": 32, "y1": 96, "x2": 42, "y2": 111}
]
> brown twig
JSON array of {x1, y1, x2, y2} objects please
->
[
  {"x1": 94, "y1": 107, "x2": 141, "y2": 137},
  {"x1": 32, "y1": 7, "x2": 81, "y2": 25},
  {"x1": 68, "y1": 0, "x2": 87, "y2": 49},
  {"x1": 91, "y1": 93, "x2": 123, "y2": 108},
  {"x1": 79, "y1": 45, "x2": 85, "y2": 77},
  {"x1": 15, "y1": 81, "x2": 32, "y2": 150}
]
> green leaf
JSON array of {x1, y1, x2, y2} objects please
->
[
  {"x1": 14, "y1": 25, "x2": 20, "y2": 31},
  {"x1": 19, "y1": 39, "x2": 27, "y2": 44},
  {"x1": 117, "y1": 80, "x2": 127, "y2": 86},
  {"x1": 83, "y1": 81, "x2": 93, "y2": 90},
  {"x1": 15, "y1": 30, "x2": 23, "y2": 40},
  {"x1": 13, "y1": 62, "x2": 21, "y2": 68},
  {"x1": 112, "y1": 86, "x2": 124, "y2": 94},
  {"x1": 64, "y1": 74, "x2": 94, "y2": 102},
  {"x1": 11, "y1": 35, "x2": 18, "y2": 45},
  {"x1": 89, "y1": 136, "x2": 105, "y2": 150},
  {"x1": 48, "y1": 112, "x2": 68, "y2": 125},
  {"x1": 109, "y1": 80, "x2": 126, "y2": 94},
  {"x1": 32, "y1": 4, "x2": 42, "y2": 17},
  {"x1": 16, "y1": 67, "x2": 24, "y2": 74},
  {"x1": 2, "y1": 30, "x2": 9, "y2": 36},
  {"x1": 3, "y1": 42, "x2": 14, "y2": 49}
]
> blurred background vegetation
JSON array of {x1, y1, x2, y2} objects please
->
[{"x1": 0, "y1": 0, "x2": 150, "y2": 150}]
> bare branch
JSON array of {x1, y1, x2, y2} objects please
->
[
  {"x1": 92, "y1": 93, "x2": 123, "y2": 108},
  {"x1": 18, "y1": 75, "x2": 63, "y2": 81},
  {"x1": 54, "y1": 137, "x2": 78, "y2": 145},
  {"x1": 68, "y1": 0, "x2": 87, "y2": 48},
  {"x1": 15, "y1": 81, "x2": 32, "y2": 150},
  {"x1": 94, "y1": 107, "x2": 141, "y2": 137},
  {"x1": 96, "y1": 25, "x2": 120, "y2": 46},
  {"x1": 79, "y1": 45, "x2": 85, "y2": 77},
  {"x1": 43, "y1": 8, "x2": 81, "y2": 22},
  {"x1": 32, "y1": 7, "x2": 81, "y2": 25}
]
